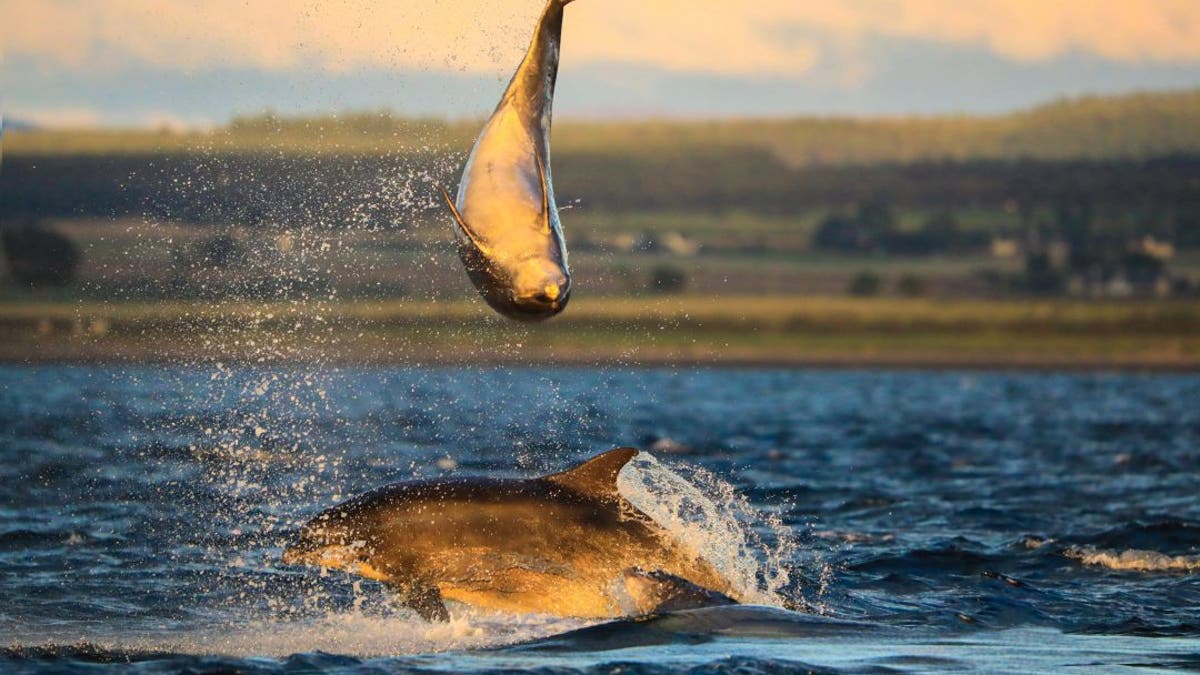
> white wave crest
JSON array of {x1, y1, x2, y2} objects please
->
[
  {"x1": 105, "y1": 608, "x2": 589, "y2": 659},
  {"x1": 1065, "y1": 546, "x2": 1200, "y2": 573},
  {"x1": 616, "y1": 452, "x2": 810, "y2": 608}
]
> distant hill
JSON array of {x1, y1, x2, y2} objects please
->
[
  {"x1": 553, "y1": 89, "x2": 1200, "y2": 167},
  {"x1": 2, "y1": 118, "x2": 38, "y2": 132},
  {"x1": 4, "y1": 89, "x2": 1200, "y2": 165}
]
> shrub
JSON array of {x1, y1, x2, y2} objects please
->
[
  {"x1": 1022, "y1": 252, "x2": 1064, "y2": 295},
  {"x1": 1, "y1": 224, "x2": 82, "y2": 289},
  {"x1": 896, "y1": 273, "x2": 928, "y2": 297},
  {"x1": 848, "y1": 270, "x2": 882, "y2": 296},
  {"x1": 648, "y1": 264, "x2": 687, "y2": 294}
]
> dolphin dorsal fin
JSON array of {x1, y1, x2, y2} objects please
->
[{"x1": 545, "y1": 447, "x2": 638, "y2": 498}]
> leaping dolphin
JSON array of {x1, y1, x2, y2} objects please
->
[
  {"x1": 283, "y1": 448, "x2": 739, "y2": 621},
  {"x1": 438, "y1": 0, "x2": 576, "y2": 321}
]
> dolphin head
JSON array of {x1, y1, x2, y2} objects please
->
[
  {"x1": 438, "y1": 180, "x2": 571, "y2": 322},
  {"x1": 459, "y1": 244, "x2": 571, "y2": 322},
  {"x1": 282, "y1": 509, "x2": 380, "y2": 577},
  {"x1": 506, "y1": 255, "x2": 571, "y2": 319}
]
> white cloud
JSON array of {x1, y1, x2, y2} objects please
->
[
  {"x1": 1, "y1": 0, "x2": 533, "y2": 73},
  {"x1": 138, "y1": 110, "x2": 212, "y2": 132},
  {"x1": 2, "y1": 0, "x2": 1199, "y2": 78},
  {"x1": 8, "y1": 106, "x2": 103, "y2": 128},
  {"x1": 871, "y1": 0, "x2": 1200, "y2": 63}
]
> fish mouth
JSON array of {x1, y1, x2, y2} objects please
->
[
  {"x1": 508, "y1": 280, "x2": 571, "y2": 319},
  {"x1": 283, "y1": 524, "x2": 367, "y2": 569},
  {"x1": 476, "y1": 285, "x2": 570, "y2": 322},
  {"x1": 281, "y1": 538, "x2": 320, "y2": 566},
  {"x1": 282, "y1": 540, "x2": 364, "y2": 569},
  {"x1": 507, "y1": 295, "x2": 569, "y2": 321},
  {"x1": 282, "y1": 540, "x2": 393, "y2": 583}
]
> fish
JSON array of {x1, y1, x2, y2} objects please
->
[
  {"x1": 438, "y1": 0, "x2": 577, "y2": 321},
  {"x1": 283, "y1": 447, "x2": 739, "y2": 621}
]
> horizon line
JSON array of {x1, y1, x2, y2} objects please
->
[{"x1": 6, "y1": 86, "x2": 1198, "y2": 133}]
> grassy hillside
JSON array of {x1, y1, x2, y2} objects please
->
[{"x1": 6, "y1": 90, "x2": 1200, "y2": 165}]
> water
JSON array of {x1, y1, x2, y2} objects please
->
[{"x1": 3, "y1": 366, "x2": 1199, "y2": 672}]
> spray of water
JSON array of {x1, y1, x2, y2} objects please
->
[
  {"x1": 126, "y1": 609, "x2": 589, "y2": 658},
  {"x1": 60, "y1": 99, "x2": 828, "y2": 656},
  {"x1": 617, "y1": 452, "x2": 808, "y2": 609}
]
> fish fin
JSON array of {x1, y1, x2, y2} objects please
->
[
  {"x1": 622, "y1": 568, "x2": 738, "y2": 615},
  {"x1": 534, "y1": 150, "x2": 550, "y2": 231},
  {"x1": 545, "y1": 447, "x2": 638, "y2": 498},
  {"x1": 386, "y1": 578, "x2": 450, "y2": 622},
  {"x1": 435, "y1": 183, "x2": 491, "y2": 256}
]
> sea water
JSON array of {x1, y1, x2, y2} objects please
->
[{"x1": 2, "y1": 366, "x2": 1199, "y2": 672}]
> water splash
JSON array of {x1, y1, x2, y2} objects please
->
[
  {"x1": 1065, "y1": 546, "x2": 1200, "y2": 572},
  {"x1": 616, "y1": 452, "x2": 810, "y2": 609},
  {"x1": 11, "y1": 604, "x2": 590, "y2": 660},
  {"x1": 124, "y1": 609, "x2": 589, "y2": 658}
]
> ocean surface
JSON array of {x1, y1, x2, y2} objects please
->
[{"x1": 2, "y1": 365, "x2": 1199, "y2": 673}]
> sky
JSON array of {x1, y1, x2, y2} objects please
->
[{"x1": 3, "y1": 0, "x2": 1200, "y2": 127}]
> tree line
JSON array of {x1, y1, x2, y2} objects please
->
[
  {"x1": 9, "y1": 89, "x2": 1200, "y2": 163},
  {"x1": 3, "y1": 154, "x2": 1198, "y2": 239}
]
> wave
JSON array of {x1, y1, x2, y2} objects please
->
[
  {"x1": 1074, "y1": 519, "x2": 1200, "y2": 550},
  {"x1": 617, "y1": 453, "x2": 811, "y2": 608},
  {"x1": 814, "y1": 530, "x2": 895, "y2": 545},
  {"x1": 0, "y1": 529, "x2": 67, "y2": 549},
  {"x1": 1, "y1": 643, "x2": 169, "y2": 664},
  {"x1": 500, "y1": 605, "x2": 883, "y2": 654},
  {"x1": 1065, "y1": 546, "x2": 1200, "y2": 572},
  {"x1": 1, "y1": 646, "x2": 847, "y2": 675},
  {"x1": 4, "y1": 609, "x2": 590, "y2": 661},
  {"x1": 1, "y1": 607, "x2": 849, "y2": 668},
  {"x1": 1075, "y1": 616, "x2": 1200, "y2": 637}
]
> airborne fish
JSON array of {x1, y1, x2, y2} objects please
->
[
  {"x1": 439, "y1": 0, "x2": 577, "y2": 321},
  {"x1": 283, "y1": 448, "x2": 739, "y2": 621}
]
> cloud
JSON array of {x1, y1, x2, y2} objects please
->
[
  {"x1": 3, "y1": 0, "x2": 1199, "y2": 79},
  {"x1": 138, "y1": 110, "x2": 212, "y2": 132},
  {"x1": 2, "y1": 0, "x2": 535, "y2": 73},
  {"x1": 7, "y1": 106, "x2": 103, "y2": 128},
  {"x1": 867, "y1": 0, "x2": 1200, "y2": 63}
]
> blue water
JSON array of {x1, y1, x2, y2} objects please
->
[{"x1": 3, "y1": 366, "x2": 1199, "y2": 673}]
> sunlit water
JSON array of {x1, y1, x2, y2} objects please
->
[{"x1": 3, "y1": 366, "x2": 1199, "y2": 672}]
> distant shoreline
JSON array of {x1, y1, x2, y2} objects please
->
[
  {"x1": 4, "y1": 343, "x2": 1197, "y2": 373},
  {"x1": 6, "y1": 89, "x2": 1199, "y2": 162},
  {"x1": 3, "y1": 296, "x2": 1197, "y2": 373},
  {"x1": 4, "y1": 358, "x2": 1197, "y2": 373}
]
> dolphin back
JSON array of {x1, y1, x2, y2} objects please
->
[
  {"x1": 284, "y1": 446, "x2": 746, "y2": 620},
  {"x1": 457, "y1": 0, "x2": 571, "y2": 229}
]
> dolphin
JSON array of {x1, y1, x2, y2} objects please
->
[
  {"x1": 438, "y1": 0, "x2": 576, "y2": 321},
  {"x1": 282, "y1": 448, "x2": 739, "y2": 621}
]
